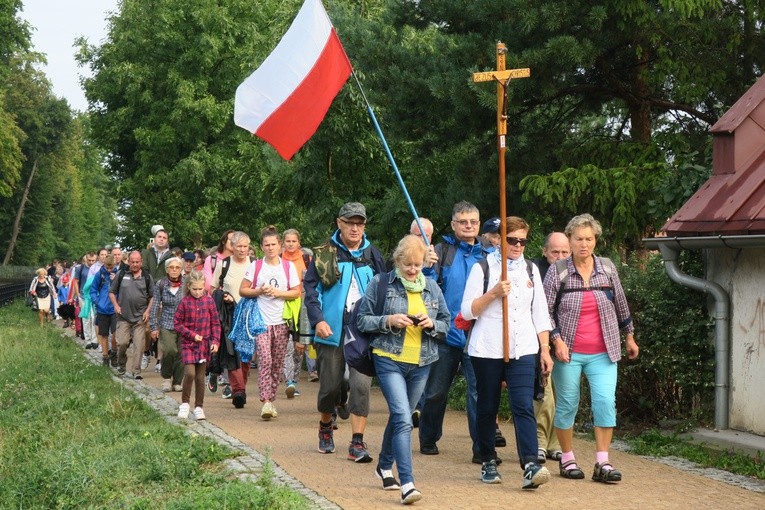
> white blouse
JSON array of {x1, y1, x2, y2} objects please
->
[{"x1": 461, "y1": 254, "x2": 551, "y2": 360}]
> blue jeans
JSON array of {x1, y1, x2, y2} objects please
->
[
  {"x1": 419, "y1": 343, "x2": 478, "y2": 456},
  {"x1": 471, "y1": 354, "x2": 538, "y2": 468},
  {"x1": 374, "y1": 354, "x2": 431, "y2": 485}
]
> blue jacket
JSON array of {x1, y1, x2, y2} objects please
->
[
  {"x1": 432, "y1": 234, "x2": 492, "y2": 349},
  {"x1": 90, "y1": 265, "x2": 117, "y2": 315},
  {"x1": 357, "y1": 271, "x2": 450, "y2": 366},
  {"x1": 303, "y1": 230, "x2": 386, "y2": 348}
]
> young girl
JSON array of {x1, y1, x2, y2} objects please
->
[
  {"x1": 173, "y1": 270, "x2": 221, "y2": 420},
  {"x1": 239, "y1": 226, "x2": 300, "y2": 420}
]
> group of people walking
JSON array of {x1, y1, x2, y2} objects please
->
[{"x1": 33, "y1": 201, "x2": 638, "y2": 506}]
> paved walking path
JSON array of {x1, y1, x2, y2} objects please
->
[{"x1": 66, "y1": 324, "x2": 765, "y2": 509}]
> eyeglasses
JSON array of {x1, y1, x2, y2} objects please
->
[
  {"x1": 453, "y1": 219, "x2": 480, "y2": 227},
  {"x1": 339, "y1": 218, "x2": 366, "y2": 228},
  {"x1": 506, "y1": 237, "x2": 528, "y2": 247}
]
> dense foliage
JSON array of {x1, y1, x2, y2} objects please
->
[
  {"x1": 0, "y1": 1, "x2": 116, "y2": 266},
  {"x1": 618, "y1": 252, "x2": 715, "y2": 425}
]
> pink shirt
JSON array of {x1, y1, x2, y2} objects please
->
[{"x1": 572, "y1": 291, "x2": 607, "y2": 354}]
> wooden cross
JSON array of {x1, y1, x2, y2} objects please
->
[{"x1": 472, "y1": 42, "x2": 530, "y2": 362}]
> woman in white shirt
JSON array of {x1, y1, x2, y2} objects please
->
[
  {"x1": 240, "y1": 226, "x2": 301, "y2": 421},
  {"x1": 461, "y1": 216, "x2": 554, "y2": 489}
]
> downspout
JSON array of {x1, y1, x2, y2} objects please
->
[{"x1": 657, "y1": 243, "x2": 729, "y2": 430}]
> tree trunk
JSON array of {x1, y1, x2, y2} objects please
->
[{"x1": 2, "y1": 158, "x2": 37, "y2": 266}]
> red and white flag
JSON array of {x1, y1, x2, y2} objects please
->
[{"x1": 234, "y1": 0, "x2": 352, "y2": 160}]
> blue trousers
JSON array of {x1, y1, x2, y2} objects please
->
[
  {"x1": 419, "y1": 343, "x2": 478, "y2": 456},
  {"x1": 471, "y1": 354, "x2": 538, "y2": 468}
]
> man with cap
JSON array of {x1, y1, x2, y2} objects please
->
[
  {"x1": 480, "y1": 217, "x2": 502, "y2": 249},
  {"x1": 181, "y1": 252, "x2": 196, "y2": 277},
  {"x1": 303, "y1": 202, "x2": 386, "y2": 461}
]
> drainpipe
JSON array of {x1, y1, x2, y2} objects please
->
[{"x1": 657, "y1": 243, "x2": 729, "y2": 430}]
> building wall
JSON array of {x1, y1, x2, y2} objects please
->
[{"x1": 706, "y1": 248, "x2": 765, "y2": 435}]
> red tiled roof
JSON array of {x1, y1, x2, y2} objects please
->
[{"x1": 663, "y1": 74, "x2": 765, "y2": 236}]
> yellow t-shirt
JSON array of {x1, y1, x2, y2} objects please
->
[{"x1": 375, "y1": 291, "x2": 425, "y2": 365}]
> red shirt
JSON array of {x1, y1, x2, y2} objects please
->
[{"x1": 173, "y1": 294, "x2": 221, "y2": 365}]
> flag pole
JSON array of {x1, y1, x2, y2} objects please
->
[{"x1": 350, "y1": 71, "x2": 429, "y2": 246}]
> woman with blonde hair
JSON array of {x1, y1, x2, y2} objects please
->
[
  {"x1": 29, "y1": 268, "x2": 56, "y2": 327},
  {"x1": 357, "y1": 234, "x2": 451, "y2": 505}
]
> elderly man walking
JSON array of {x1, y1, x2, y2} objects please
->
[
  {"x1": 303, "y1": 202, "x2": 386, "y2": 462},
  {"x1": 110, "y1": 251, "x2": 154, "y2": 379}
]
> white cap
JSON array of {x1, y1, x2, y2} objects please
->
[{"x1": 151, "y1": 224, "x2": 166, "y2": 236}]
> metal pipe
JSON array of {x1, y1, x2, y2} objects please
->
[{"x1": 655, "y1": 243, "x2": 730, "y2": 430}]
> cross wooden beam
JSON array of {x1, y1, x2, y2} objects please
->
[{"x1": 471, "y1": 41, "x2": 530, "y2": 362}]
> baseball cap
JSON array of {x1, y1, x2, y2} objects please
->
[
  {"x1": 482, "y1": 217, "x2": 500, "y2": 234},
  {"x1": 151, "y1": 224, "x2": 166, "y2": 236},
  {"x1": 182, "y1": 252, "x2": 195, "y2": 262},
  {"x1": 338, "y1": 202, "x2": 367, "y2": 221}
]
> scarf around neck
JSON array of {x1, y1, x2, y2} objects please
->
[{"x1": 395, "y1": 268, "x2": 426, "y2": 293}]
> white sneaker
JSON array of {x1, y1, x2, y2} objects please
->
[
  {"x1": 140, "y1": 354, "x2": 149, "y2": 370},
  {"x1": 261, "y1": 401, "x2": 274, "y2": 420},
  {"x1": 178, "y1": 403, "x2": 190, "y2": 419},
  {"x1": 155, "y1": 361, "x2": 161, "y2": 373},
  {"x1": 193, "y1": 406, "x2": 206, "y2": 420},
  {"x1": 173, "y1": 384, "x2": 183, "y2": 392},
  {"x1": 162, "y1": 379, "x2": 172, "y2": 392}
]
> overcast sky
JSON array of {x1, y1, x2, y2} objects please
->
[{"x1": 19, "y1": 0, "x2": 120, "y2": 111}]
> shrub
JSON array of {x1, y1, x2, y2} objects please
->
[{"x1": 618, "y1": 251, "x2": 714, "y2": 426}]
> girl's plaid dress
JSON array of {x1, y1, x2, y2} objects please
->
[{"x1": 173, "y1": 294, "x2": 221, "y2": 365}]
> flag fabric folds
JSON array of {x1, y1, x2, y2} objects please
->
[{"x1": 234, "y1": 0, "x2": 352, "y2": 160}]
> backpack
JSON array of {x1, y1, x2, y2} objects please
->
[
  {"x1": 111, "y1": 269, "x2": 154, "y2": 299},
  {"x1": 343, "y1": 271, "x2": 389, "y2": 377},
  {"x1": 313, "y1": 241, "x2": 375, "y2": 289},
  {"x1": 460, "y1": 258, "x2": 535, "y2": 343},
  {"x1": 552, "y1": 257, "x2": 615, "y2": 319},
  {"x1": 250, "y1": 258, "x2": 294, "y2": 289}
]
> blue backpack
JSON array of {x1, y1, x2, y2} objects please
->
[{"x1": 343, "y1": 272, "x2": 389, "y2": 377}]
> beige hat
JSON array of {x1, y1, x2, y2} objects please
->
[{"x1": 151, "y1": 225, "x2": 166, "y2": 236}]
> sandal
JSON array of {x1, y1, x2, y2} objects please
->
[
  {"x1": 559, "y1": 460, "x2": 585, "y2": 479},
  {"x1": 547, "y1": 450, "x2": 563, "y2": 461},
  {"x1": 592, "y1": 462, "x2": 622, "y2": 483}
]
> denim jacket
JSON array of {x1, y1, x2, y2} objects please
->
[{"x1": 356, "y1": 271, "x2": 451, "y2": 366}]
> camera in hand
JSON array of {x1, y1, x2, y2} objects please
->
[{"x1": 407, "y1": 315, "x2": 422, "y2": 326}]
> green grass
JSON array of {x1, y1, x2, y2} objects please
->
[
  {"x1": 623, "y1": 428, "x2": 765, "y2": 480},
  {"x1": 0, "y1": 300, "x2": 309, "y2": 510}
]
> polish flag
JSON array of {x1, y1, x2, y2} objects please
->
[{"x1": 234, "y1": 0, "x2": 352, "y2": 160}]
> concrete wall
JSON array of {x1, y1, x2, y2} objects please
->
[{"x1": 705, "y1": 248, "x2": 765, "y2": 435}]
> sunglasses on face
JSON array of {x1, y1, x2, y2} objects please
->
[{"x1": 506, "y1": 237, "x2": 528, "y2": 247}]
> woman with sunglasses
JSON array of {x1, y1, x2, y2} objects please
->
[
  {"x1": 461, "y1": 216, "x2": 553, "y2": 489},
  {"x1": 543, "y1": 214, "x2": 638, "y2": 483}
]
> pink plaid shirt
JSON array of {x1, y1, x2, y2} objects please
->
[
  {"x1": 173, "y1": 294, "x2": 221, "y2": 365},
  {"x1": 543, "y1": 256, "x2": 634, "y2": 362}
]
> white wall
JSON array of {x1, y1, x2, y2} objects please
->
[{"x1": 706, "y1": 248, "x2": 765, "y2": 435}]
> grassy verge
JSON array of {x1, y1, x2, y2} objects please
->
[
  {"x1": 0, "y1": 300, "x2": 309, "y2": 509},
  {"x1": 623, "y1": 429, "x2": 765, "y2": 480}
]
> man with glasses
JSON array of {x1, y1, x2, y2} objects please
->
[
  {"x1": 303, "y1": 202, "x2": 386, "y2": 461},
  {"x1": 419, "y1": 201, "x2": 494, "y2": 464}
]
